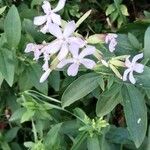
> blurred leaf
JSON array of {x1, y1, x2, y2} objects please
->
[
  {"x1": 4, "y1": 127, "x2": 20, "y2": 142},
  {"x1": 31, "y1": 0, "x2": 45, "y2": 8},
  {"x1": 49, "y1": 71, "x2": 60, "y2": 91},
  {"x1": 87, "y1": 135, "x2": 100, "y2": 150},
  {"x1": 0, "y1": 6, "x2": 6, "y2": 15},
  {"x1": 120, "y1": 5, "x2": 129, "y2": 16},
  {"x1": 136, "y1": 66, "x2": 150, "y2": 88},
  {"x1": 21, "y1": 109, "x2": 35, "y2": 123},
  {"x1": 87, "y1": 34, "x2": 105, "y2": 44},
  {"x1": 62, "y1": 73, "x2": 100, "y2": 108},
  {"x1": 44, "y1": 123, "x2": 62, "y2": 147},
  {"x1": 71, "y1": 132, "x2": 87, "y2": 150},
  {"x1": 121, "y1": 84, "x2": 147, "y2": 148},
  {"x1": 144, "y1": 26, "x2": 150, "y2": 59},
  {"x1": 9, "y1": 108, "x2": 26, "y2": 122},
  {"x1": 128, "y1": 33, "x2": 141, "y2": 50},
  {"x1": 106, "y1": 4, "x2": 116, "y2": 16},
  {"x1": 76, "y1": 10, "x2": 91, "y2": 28},
  {"x1": 106, "y1": 126, "x2": 131, "y2": 144},
  {"x1": 0, "y1": 48, "x2": 15, "y2": 86},
  {"x1": 4, "y1": 5, "x2": 21, "y2": 49}
]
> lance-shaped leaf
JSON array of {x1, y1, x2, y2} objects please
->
[
  {"x1": 144, "y1": 26, "x2": 150, "y2": 59},
  {"x1": 121, "y1": 84, "x2": 147, "y2": 148},
  {"x1": 62, "y1": 73, "x2": 100, "y2": 108},
  {"x1": 4, "y1": 5, "x2": 21, "y2": 49},
  {"x1": 0, "y1": 48, "x2": 15, "y2": 86}
]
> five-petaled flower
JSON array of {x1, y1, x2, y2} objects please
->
[
  {"x1": 123, "y1": 53, "x2": 144, "y2": 84},
  {"x1": 34, "y1": 0, "x2": 66, "y2": 33},
  {"x1": 57, "y1": 44, "x2": 96, "y2": 76},
  {"x1": 45, "y1": 21, "x2": 85, "y2": 60},
  {"x1": 105, "y1": 33, "x2": 118, "y2": 52}
]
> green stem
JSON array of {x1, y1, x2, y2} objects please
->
[{"x1": 31, "y1": 119, "x2": 38, "y2": 142}]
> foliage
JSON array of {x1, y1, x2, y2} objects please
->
[{"x1": 0, "y1": 0, "x2": 150, "y2": 150}]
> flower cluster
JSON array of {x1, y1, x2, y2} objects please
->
[{"x1": 25, "y1": 0, "x2": 144, "y2": 85}]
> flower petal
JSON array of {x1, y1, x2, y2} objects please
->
[
  {"x1": 123, "y1": 68, "x2": 131, "y2": 81},
  {"x1": 79, "y1": 45, "x2": 95, "y2": 58},
  {"x1": 40, "y1": 24, "x2": 49, "y2": 34},
  {"x1": 132, "y1": 53, "x2": 143, "y2": 64},
  {"x1": 46, "y1": 40, "x2": 62, "y2": 54},
  {"x1": 34, "y1": 16, "x2": 47, "y2": 26},
  {"x1": 51, "y1": 13, "x2": 61, "y2": 25},
  {"x1": 63, "y1": 21, "x2": 76, "y2": 38},
  {"x1": 57, "y1": 43, "x2": 69, "y2": 60},
  {"x1": 67, "y1": 63, "x2": 79, "y2": 76},
  {"x1": 33, "y1": 49, "x2": 41, "y2": 60},
  {"x1": 57, "y1": 59, "x2": 73, "y2": 68},
  {"x1": 69, "y1": 43, "x2": 79, "y2": 58},
  {"x1": 134, "y1": 63, "x2": 144, "y2": 73},
  {"x1": 42, "y1": 60, "x2": 49, "y2": 71},
  {"x1": 80, "y1": 58, "x2": 96, "y2": 69},
  {"x1": 48, "y1": 23, "x2": 63, "y2": 38},
  {"x1": 129, "y1": 71, "x2": 136, "y2": 84},
  {"x1": 42, "y1": 1, "x2": 51, "y2": 14},
  {"x1": 108, "y1": 39, "x2": 117, "y2": 52},
  {"x1": 25, "y1": 43, "x2": 35, "y2": 53},
  {"x1": 125, "y1": 56, "x2": 131, "y2": 67},
  {"x1": 40, "y1": 68, "x2": 51, "y2": 83},
  {"x1": 68, "y1": 37, "x2": 85, "y2": 48},
  {"x1": 53, "y1": 0, "x2": 66, "y2": 12}
]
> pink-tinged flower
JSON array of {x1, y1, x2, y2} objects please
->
[
  {"x1": 45, "y1": 21, "x2": 85, "y2": 60},
  {"x1": 25, "y1": 43, "x2": 44, "y2": 60},
  {"x1": 57, "y1": 44, "x2": 96, "y2": 76},
  {"x1": 40, "y1": 68, "x2": 51, "y2": 83},
  {"x1": 123, "y1": 53, "x2": 144, "y2": 84},
  {"x1": 105, "y1": 33, "x2": 118, "y2": 52},
  {"x1": 34, "y1": 0, "x2": 66, "y2": 33}
]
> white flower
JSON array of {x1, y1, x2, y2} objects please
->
[
  {"x1": 57, "y1": 44, "x2": 96, "y2": 76},
  {"x1": 45, "y1": 21, "x2": 85, "y2": 60},
  {"x1": 40, "y1": 68, "x2": 52, "y2": 83},
  {"x1": 105, "y1": 33, "x2": 118, "y2": 52},
  {"x1": 34, "y1": 0, "x2": 66, "y2": 33},
  {"x1": 123, "y1": 53, "x2": 144, "y2": 84},
  {"x1": 25, "y1": 43, "x2": 44, "y2": 60}
]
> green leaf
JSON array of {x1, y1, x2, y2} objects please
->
[
  {"x1": 31, "y1": 0, "x2": 45, "y2": 8},
  {"x1": 0, "y1": 49, "x2": 15, "y2": 86},
  {"x1": 121, "y1": 84, "x2": 147, "y2": 148},
  {"x1": 87, "y1": 34, "x2": 105, "y2": 44},
  {"x1": 9, "y1": 108, "x2": 26, "y2": 122},
  {"x1": 120, "y1": 5, "x2": 129, "y2": 16},
  {"x1": 4, "y1": 127, "x2": 20, "y2": 142},
  {"x1": 29, "y1": 64, "x2": 48, "y2": 94},
  {"x1": 106, "y1": 4, "x2": 116, "y2": 16},
  {"x1": 62, "y1": 73, "x2": 100, "y2": 108},
  {"x1": 49, "y1": 71, "x2": 60, "y2": 91},
  {"x1": 87, "y1": 136, "x2": 100, "y2": 150},
  {"x1": 21, "y1": 109, "x2": 35, "y2": 123},
  {"x1": 136, "y1": 66, "x2": 150, "y2": 88},
  {"x1": 76, "y1": 10, "x2": 91, "y2": 28},
  {"x1": 4, "y1": 5, "x2": 21, "y2": 49},
  {"x1": 128, "y1": 33, "x2": 141, "y2": 50},
  {"x1": 0, "y1": 6, "x2": 6, "y2": 15},
  {"x1": 144, "y1": 26, "x2": 150, "y2": 59},
  {"x1": 96, "y1": 83, "x2": 121, "y2": 117},
  {"x1": 71, "y1": 132, "x2": 87, "y2": 150},
  {"x1": 0, "y1": 72, "x2": 4, "y2": 87},
  {"x1": 44, "y1": 123, "x2": 62, "y2": 147}
]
